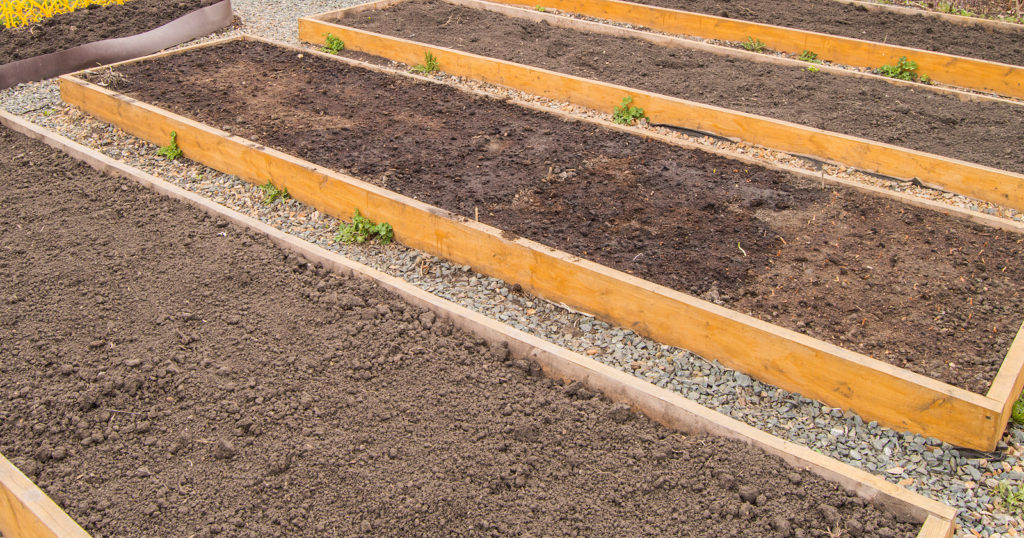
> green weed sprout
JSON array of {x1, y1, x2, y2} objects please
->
[
  {"x1": 260, "y1": 181, "x2": 290, "y2": 204},
  {"x1": 335, "y1": 208, "x2": 394, "y2": 245},
  {"x1": 321, "y1": 33, "x2": 345, "y2": 54},
  {"x1": 156, "y1": 131, "x2": 182, "y2": 160},
  {"x1": 612, "y1": 96, "x2": 646, "y2": 126},
  {"x1": 412, "y1": 52, "x2": 440, "y2": 74}
]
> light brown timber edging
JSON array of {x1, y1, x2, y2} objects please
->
[
  {"x1": 58, "y1": 36, "x2": 1024, "y2": 452},
  {"x1": 472, "y1": 0, "x2": 1024, "y2": 100},
  {"x1": 0, "y1": 108, "x2": 957, "y2": 538},
  {"x1": 0, "y1": 453, "x2": 89, "y2": 538},
  {"x1": 297, "y1": 5, "x2": 1024, "y2": 214}
]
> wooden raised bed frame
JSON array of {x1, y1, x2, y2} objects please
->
[
  {"x1": 0, "y1": 109, "x2": 957, "y2": 538},
  {"x1": 58, "y1": 36, "x2": 1024, "y2": 451},
  {"x1": 298, "y1": 0, "x2": 1024, "y2": 214},
  {"x1": 476, "y1": 0, "x2": 1024, "y2": 100}
]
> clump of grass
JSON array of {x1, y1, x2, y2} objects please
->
[
  {"x1": 259, "y1": 181, "x2": 290, "y2": 204},
  {"x1": 1012, "y1": 392, "x2": 1024, "y2": 425},
  {"x1": 412, "y1": 51, "x2": 440, "y2": 74},
  {"x1": 875, "y1": 56, "x2": 930, "y2": 83},
  {"x1": 534, "y1": 5, "x2": 546, "y2": 11},
  {"x1": 806, "y1": 66, "x2": 820, "y2": 73},
  {"x1": 995, "y1": 480, "x2": 1024, "y2": 515},
  {"x1": 321, "y1": 33, "x2": 345, "y2": 54},
  {"x1": 156, "y1": 131, "x2": 182, "y2": 160},
  {"x1": 335, "y1": 208, "x2": 394, "y2": 245},
  {"x1": 612, "y1": 96, "x2": 646, "y2": 126},
  {"x1": 798, "y1": 50, "x2": 821, "y2": 63},
  {"x1": 740, "y1": 37, "x2": 766, "y2": 53}
]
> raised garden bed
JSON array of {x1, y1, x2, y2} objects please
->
[
  {"x1": 299, "y1": 1, "x2": 1024, "y2": 213},
  {"x1": 59, "y1": 37, "x2": 1024, "y2": 449},
  {"x1": 0, "y1": 114, "x2": 956, "y2": 537},
  {"x1": 0, "y1": 0, "x2": 232, "y2": 89},
  {"x1": 635, "y1": 0, "x2": 1024, "y2": 67},
  {"x1": 436, "y1": 0, "x2": 1024, "y2": 102},
  {"x1": 335, "y1": 0, "x2": 1024, "y2": 176}
]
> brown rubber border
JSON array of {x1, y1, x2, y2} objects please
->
[
  {"x1": 57, "y1": 36, "x2": 1024, "y2": 451},
  {"x1": 0, "y1": 0, "x2": 233, "y2": 90},
  {"x1": 0, "y1": 107, "x2": 956, "y2": 538}
]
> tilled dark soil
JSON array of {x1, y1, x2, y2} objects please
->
[
  {"x1": 100, "y1": 41, "x2": 1024, "y2": 394},
  {"x1": 338, "y1": 0, "x2": 1024, "y2": 175},
  {"x1": 0, "y1": 0, "x2": 209, "y2": 64},
  {"x1": 634, "y1": 0, "x2": 1024, "y2": 67},
  {"x1": 0, "y1": 125, "x2": 921, "y2": 537}
]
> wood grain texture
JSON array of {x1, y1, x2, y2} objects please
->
[
  {"x1": 297, "y1": 17, "x2": 1024, "y2": 213},
  {"x1": 0, "y1": 108, "x2": 955, "y2": 538},
  {"x1": 480, "y1": 0, "x2": 1024, "y2": 99},
  {"x1": 0, "y1": 454, "x2": 88, "y2": 538},
  {"x1": 60, "y1": 45, "x2": 1013, "y2": 449}
]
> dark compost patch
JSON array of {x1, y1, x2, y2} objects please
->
[
  {"x1": 0, "y1": 0, "x2": 210, "y2": 65},
  {"x1": 635, "y1": 0, "x2": 1024, "y2": 67},
  {"x1": 337, "y1": 0, "x2": 1024, "y2": 175},
  {"x1": 0, "y1": 125, "x2": 922, "y2": 537},
  {"x1": 96, "y1": 40, "x2": 1024, "y2": 394}
]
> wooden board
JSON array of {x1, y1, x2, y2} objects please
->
[
  {"x1": 58, "y1": 36, "x2": 1022, "y2": 450},
  {"x1": 297, "y1": 12, "x2": 1024, "y2": 214},
  {"x1": 0, "y1": 107, "x2": 957, "y2": 538},
  {"x1": 476, "y1": 0, "x2": 1024, "y2": 100},
  {"x1": 0, "y1": 454, "x2": 88, "y2": 538}
]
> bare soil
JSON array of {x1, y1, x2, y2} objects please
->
[
  {"x1": 634, "y1": 0, "x2": 1024, "y2": 67},
  {"x1": 337, "y1": 0, "x2": 1024, "y2": 175},
  {"x1": 98, "y1": 41, "x2": 1024, "y2": 394},
  {"x1": 0, "y1": 124, "x2": 921, "y2": 537},
  {"x1": 0, "y1": 0, "x2": 210, "y2": 64}
]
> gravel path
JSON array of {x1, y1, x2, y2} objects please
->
[{"x1": 1, "y1": 1, "x2": 1022, "y2": 536}]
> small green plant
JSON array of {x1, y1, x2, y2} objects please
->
[
  {"x1": 259, "y1": 180, "x2": 290, "y2": 204},
  {"x1": 321, "y1": 33, "x2": 345, "y2": 54},
  {"x1": 740, "y1": 37, "x2": 766, "y2": 53},
  {"x1": 335, "y1": 208, "x2": 394, "y2": 245},
  {"x1": 806, "y1": 66, "x2": 820, "y2": 73},
  {"x1": 612, "y1": 96, "x2": 646, "y2": 126},
  {"x1": 534, "y1": 5, "x2": 546, "y2": 11},
  {"x1": 875, "y1": 56, "x2": 927, "y2": 82},
  {"x1": 798, "y1": 50, "x2": 821, "y2": 63},
  {"x1": 1012, "y1": 392, "x2": 1024, "y2": 425},
  {"x1": 412, "y1": 51, "x2": 440, "y2": 74},
  {"x1": 996, "y1": 481, "x2": 1024, "y2": 515},
  {"x1": 156, "y1": 131, "x2": 182, "y2": 160}
]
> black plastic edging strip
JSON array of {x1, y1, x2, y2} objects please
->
[{"x1": 0, "y1": 0, "x2": 233, "y2": 90}]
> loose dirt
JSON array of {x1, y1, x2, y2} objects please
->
[
  {"x1": 0, "y1": 0, "x2": 210, "y2": 64},
  {"x1": 98, "y1": 41, "x2": 1024, "y2": 394},
  {"x1": 338, "y1": 0, "x2": 1024, "y2": 175},
  {"x1": 636, "y1": 0, "x2": 1024, "y2": 67},
  {"x1": 0, "y1": 124, "x2": 920, "y2": 536}
]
